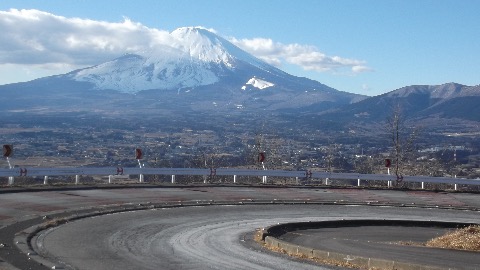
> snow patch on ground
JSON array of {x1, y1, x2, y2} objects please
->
[{"x1": 243, "y1": 77, "x2": 274, "y2": 90}]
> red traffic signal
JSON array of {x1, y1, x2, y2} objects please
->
[
  {"x1": 3, "y1": 145, "x2": 13, "y2": 157},
  {"x1": 385, "y1": 158, "x2": 391, "y2": 168},
  {"x1": 135, "y1": 148, "x2": 143, "y2": 159}
]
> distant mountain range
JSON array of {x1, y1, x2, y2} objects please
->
[
  {"x1": 310, "y1": 83, "x2": 480, "y2": 131},
  {"x1": 0, "y1": 27, "x2": 478, "y2": 134}
]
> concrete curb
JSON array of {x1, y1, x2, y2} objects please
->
[{"x1": 260, "y1": 220, "x2": 478, "y2": 270}]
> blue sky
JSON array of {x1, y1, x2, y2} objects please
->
[{"x1": 0, "y1": 0, "x2": 479, "y2": 96}]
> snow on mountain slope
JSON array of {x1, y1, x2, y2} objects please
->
[
  {"x1": 242, "y1": 77, "x2": 274, "y2": 90},
  {"x1": 72, "y1": 52, "x2": 220, "y2": 93},
  {"x1": 71, "y1": 27, "x2": 276, "y2": 93}
]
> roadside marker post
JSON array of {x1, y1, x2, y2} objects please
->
[
  {"x1": 3, "y1": 145, "x2": 15, "y2": 185},
  {"x1": 8, "y1": 176, "x2": 14, "y2": 185},
  {"x1": 3, "y1": 145, "x2": 13, "y2": 158},
  {"x1": 135, "y1": 148, "x2": 144, "y2": 183}
]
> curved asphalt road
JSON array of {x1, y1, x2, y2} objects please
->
[
  {"x1": 0, "y1": 186, "x2": 479, "y2": 269},
  {"x1": 35, "y1": 204, "x2": 480, "y2": 270}
]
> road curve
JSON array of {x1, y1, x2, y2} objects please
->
[
  {"x1": 35, "y1": 204, "x2": 478, "y2": 270},
  {"x1": 0, "y1": 186, "x2": 479, "y2": 270}
]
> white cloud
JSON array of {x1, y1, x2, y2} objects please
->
[
  {"x1": 229, "y1": 37, "x2": 371, "y2": 74},
  {"x1": 0, "y1": 9, "x2": 172, "y2": 66},
  {"x1": 0, "y1": 8, "x2": 371, "y2": 84},
  {"x1": 352, "y1": 65, "x2": 373, "y2": 73}
]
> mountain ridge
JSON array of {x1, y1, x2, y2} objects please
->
[
  {"x1": 314, "y1": 82, "x2": 480, "y2": 125},
  {"x1": 0, "y1": 26, "x2": 364, "y2": 116},
  {"x1": 0, "y1": 27, "x2": 478, "y2": 135}
]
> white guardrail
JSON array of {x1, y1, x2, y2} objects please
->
[{"x1": 1, "y1": 167, "x2": 480, "y2": 188}]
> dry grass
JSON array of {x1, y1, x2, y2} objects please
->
[
  {"x1": 41, "y1": 217, "x2": 69, "y2": 230},
  {"x1": 426, "y1": 225, "x2": 480, "y2": 252}
]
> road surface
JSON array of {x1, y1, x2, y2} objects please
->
[{"x1": 0, "y1": 186, "x2": 479, "y2": 269}]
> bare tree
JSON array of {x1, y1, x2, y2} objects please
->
[
  {"x1": 243, "y1": 131, "x2": 284, "y2": 168},
  {"x1": 239, "y1": 130, "x2": 289, "y2": 183},
  {"x1": 188, "y1": 144, "x2": 232, "y2": 183},
  {"x1": 354, "y1": 155, "x2": 377, "y2": 174},
  {"x1": 386, "y1": 105, "x2": 420, "y2": 182}
]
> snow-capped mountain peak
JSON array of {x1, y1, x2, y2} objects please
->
[
  {"x1": 170, "y1": 27, "x2": 234, "y2": 66},
  {"x1": 168, "y1": 26, "x2": 272, "y2": 70},
  {"x1": 71, "y1": 26, "x2": 279, "y2": 93}
]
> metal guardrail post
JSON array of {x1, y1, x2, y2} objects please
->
[
  {"x1": 357, "y1": 179, "x2": 361, "y2": 187},
  {"x1": 8, "y1": 176, "x2": 14, "y2": 185},
  {"x1": 171, "y1": 175, "x2": 175, "y2": 184},
  {"x1": 233, "y1": 175, "x2": 237, "y2": 183}
]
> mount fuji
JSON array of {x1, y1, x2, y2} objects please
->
[
  {"x1": 0, "y1": 27, "x2": 364, "y2": 119},
  {"x1": 72, "y1": 27, "x2": 279, "y2": 93}
]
